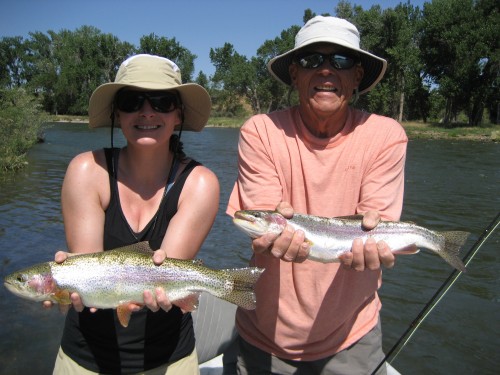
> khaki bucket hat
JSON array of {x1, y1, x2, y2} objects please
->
[
  {"x1": 88, "y1": 54, "x2": 211, "y2": 131},
  {"x1": 268, "y1": 16, "x2": 387, "y2": 94}
]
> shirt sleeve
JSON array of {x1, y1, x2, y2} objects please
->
[
  {"x1": 357, "y1": 124, "x2": 407, "y2": 221},
  {"x1": 226, "y1": 116, "x2": 283, "y2": 216}
]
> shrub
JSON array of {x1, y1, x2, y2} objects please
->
[{"x1": 0, "y1": 88, "x2": 49, "y2": 172}]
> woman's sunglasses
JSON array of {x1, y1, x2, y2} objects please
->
[
  {"x1": 294, "y1": 52, "x2": 359, "y2": 70},
  {"x1": 115, "y1": 90, "x2": 180, "y2": 113}
]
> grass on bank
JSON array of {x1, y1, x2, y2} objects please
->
[{"x1": 402, "y1": 121, "x2": 500, "y2": 142}]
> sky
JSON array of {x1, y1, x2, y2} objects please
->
[{"x1": 1, "y1": 0, "x2": 426, "y2": 77}]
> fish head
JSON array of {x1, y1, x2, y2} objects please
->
[
  {"x1": 233, "y1": 210, "x2": 287, "y2": 238},
  {"x1": 4, "y1": 263, "x2": 58, "y2": 302}
]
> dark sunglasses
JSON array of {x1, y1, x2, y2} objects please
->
[
  {"x1": 115, "y1": 90, "x2": 180, "y2": 113},
  {"x1": 294, "y1": 52, "x2": 359, "y2": 70}
]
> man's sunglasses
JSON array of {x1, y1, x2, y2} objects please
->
[
  {"x1": 294, "y1": 52, "x2": 359, "y2": 70},
  {"x1": 115, "y1": 90, "x2": 180, "y2": 113}
]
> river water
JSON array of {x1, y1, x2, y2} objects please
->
[{"x1": 0, "y1": 123, "x2": 498, "y2": 374}]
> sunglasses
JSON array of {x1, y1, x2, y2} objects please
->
[
  {"x1": 294, "y1": 52, "x2": 359, "y2": 70},
  {"x1": 115, "y1": 90, "x2": 180, "y2": 113}
]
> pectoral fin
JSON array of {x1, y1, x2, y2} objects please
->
[
  {"x1": 173, "y1": 293, "x2": 201, "y2": 312},
  {"x1": 116, "y1": 303, "x2": 140, "y2": 327},
  {"x1": 393, "y1": 244, "x2": 420, "y2": 255},
  {"x1": 53, "y1": 289, "x2": 72, "y2": 304}
]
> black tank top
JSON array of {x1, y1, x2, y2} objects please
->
[{"x1": 60, "y1": 148, "x2": 199, "y2": 374}]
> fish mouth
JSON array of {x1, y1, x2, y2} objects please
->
[
  {"x1": 4, "y1": 281, "x2": 25, "y2": 298},
  {"x1": 232, "y1": 218, "x2": 262, "y2": 239},
  {"x1": 234, "y1": 211, "x2": 255, "y2": 222}
]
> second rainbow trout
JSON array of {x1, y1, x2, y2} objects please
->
[{"x1": 233, "y1": 210, "x2": 468, "y2": 272}]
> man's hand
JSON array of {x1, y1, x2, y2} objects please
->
[
  {"x1": 338, "y1": 211, "x2": 395, "y2": 271},
  {"x1": 251, "y1": 202, "x2": 310, "y2": 263}
]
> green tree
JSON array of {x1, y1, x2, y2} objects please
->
[
  {"x1": 420, "y1": 0, "x2": 499, "y2": 125},
  {"x1": 382, "y1": 2, "x2": 426, "y2": 122},
  {"x1": 139, "y1": 33, "x2": 197, "y2": 82},
  {"x1": 195, "y1": 70, "x2": 209, "y2": 89},
  {"x1": 26, "y1": 26, "x2": 134, "y2": 115},
  {"x1": 0, "y1": 87, "x2": 49, "y2": 171},
  {"x1": 254, "y1": 25, "x2": 300, "y2": 112},
  {"x1": 209, "y1": 43, "x2": 250, "y2": 116},
  {"x1": 23, "y1": 31, "x2": 59, "y2": 113},
  {"x1": 0, "y1": 36, "x2": 25, "y2": 88}
]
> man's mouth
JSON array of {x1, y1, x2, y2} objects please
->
[{"x1": 315, "y1": 85, "x2": 338, "y2": 92}]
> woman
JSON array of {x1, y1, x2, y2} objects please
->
[{"x1": 52, "y1": 54, "x2": 220, "y2": 374}]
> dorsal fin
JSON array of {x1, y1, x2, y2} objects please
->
[
  {"x1": 335, "y1": 215, "x2": 364, "y2": 221},
  {"x1": 190, "y1": 259, "x2": 204, "y2": 266},
  {"x1": 112, "y1": 241, "x2": 155, "y2": 255}
]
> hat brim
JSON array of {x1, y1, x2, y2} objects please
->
[
  {"x1": 88, "y1": 82, "x2": 211, "y2": 131},
  {"x1": 268, "y1": 42, "x2": 387, "y2": 95}
]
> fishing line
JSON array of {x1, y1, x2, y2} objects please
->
[{"x1": 371, "y1": 211, "x2": 500, "y2": 375}]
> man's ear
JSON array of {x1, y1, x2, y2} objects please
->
[{"x1": 354, "y1": 65, "x2": 364, "y2": 87}]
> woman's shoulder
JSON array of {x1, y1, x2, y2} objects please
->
[
  {"x1": 66, "y1": 149, "x2": 108, "y2": 177},
  {"x1": 185, "y1": 161, "x2": 218, "y2": 185}
]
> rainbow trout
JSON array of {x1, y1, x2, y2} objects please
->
[
  {"x1": 4, "y1": 242, "x2": 264, "y2": 327},
  {"x1": 233, "y1": 210, "x2": 469, "y2": 272}
]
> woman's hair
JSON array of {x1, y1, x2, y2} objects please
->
[{"x1": 169, "y1": 133, "x2": 186, "y2": 160}]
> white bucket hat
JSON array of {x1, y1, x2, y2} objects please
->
[
  {"x1": 268, "y1": 16, "x2": 387, "y2": 94},
  {"x1": 88, "y1": 54, "x2": 211, "y2": 131}
]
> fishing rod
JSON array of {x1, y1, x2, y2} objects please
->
[{"x1": 371, "y1": 211, "x2": 500, "y2": 375}]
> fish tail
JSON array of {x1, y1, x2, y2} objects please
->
[
  {"x1": 221, "y1": 267, "x2": 264, "y2": 309},
  {"x1": 440, "y1": 231, "x2": 470, "y2": 272}
]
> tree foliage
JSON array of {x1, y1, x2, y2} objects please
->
[
  {"x1": 0, "y1": 1, "x2": 498, "y2": 125},
  {"x1": 419, "y1": 0, "x2": 499, "y2": 125},
  {"x1": 0, "y1": 87, "x2": 49, "y2": 171}
]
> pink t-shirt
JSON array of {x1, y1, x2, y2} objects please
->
[{"x1": 227, "y1": 106, "x2": 408, "y2": 361}]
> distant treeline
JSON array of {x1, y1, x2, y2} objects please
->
[{"x1": 1, "y1": 0, "x2": 498, "y2": 125}]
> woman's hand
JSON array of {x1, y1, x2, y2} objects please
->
[
  {"x1": 141, "y1": 249, "x2": 174, "y2": 313},
  {"x1": 42, "y1": 251, "x2": 94, "y2": 313}
]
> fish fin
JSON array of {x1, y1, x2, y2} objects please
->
[
  {"x1": 221, "y1": 267, "x2": 265, "y2": 309},
  {"x1": 113, "y1": 242, "x2": 155, "y2": 256},
  {"x1": 393, "y1": 244, "x2": 420, "y2": 255},
  {"x1": 440, "y1": 231, "x2": 470, "y2": 272},
  {"x1": 53, "y1": 289, "x2": 72, "y2": 304},
  {"x1": 174, "y1": 293, "x2": 201, "y2": 312},
  {"x1": 335, "y1": 215, "x2": 364, "y2": 220},
  {"x1": 116, "y1": 304, "x2": 137, "y2": 327}
]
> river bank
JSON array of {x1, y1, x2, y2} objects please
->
[{"x1": 51, "y1": 115, "x2": 500, "y2": 142}]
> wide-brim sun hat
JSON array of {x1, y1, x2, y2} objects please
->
[
  {"x1": 268, "y1": 16, "x2": 387, "y2": 95},
  {"x1": 88, "y1": 54, "x2": 211, "y2": 131}
]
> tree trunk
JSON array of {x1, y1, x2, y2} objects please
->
[{"x1": 398, "y1": 74, "x2": 405, "y2": 123}]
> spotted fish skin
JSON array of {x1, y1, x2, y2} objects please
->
[
  {"x1": 233, "y1": 210, "x2": 469, "y2": 272},
  {"x1": 4, "y1": 242, "x2": 264, "y2": 327}
]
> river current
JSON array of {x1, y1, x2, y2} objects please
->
[{"x1": 0, "y1": 123, "x2": 498, "y2": 374}]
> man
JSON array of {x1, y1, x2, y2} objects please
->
[{"x1": 227, "y1": 16, "x2": 407, "y2": 374}]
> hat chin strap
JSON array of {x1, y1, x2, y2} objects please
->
[{"x1": 110, "y1": 109, "x2": 116, "y2": 149}]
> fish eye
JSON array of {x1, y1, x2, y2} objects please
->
[{"x1": 16, "y1": 274, "x2": 27, "y2": 282}]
